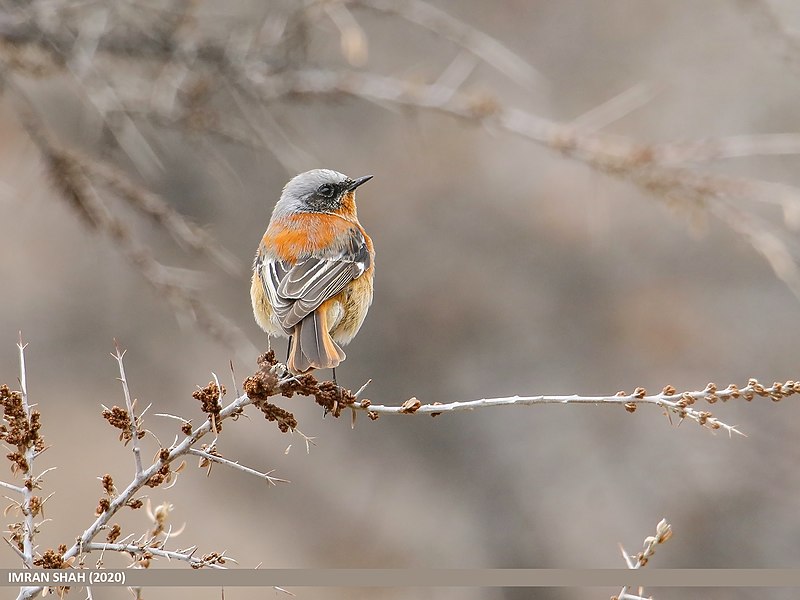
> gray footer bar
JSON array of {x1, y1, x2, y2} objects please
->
[{"x1": 4, "y1": 569, "x2": 800, "y2": 587}]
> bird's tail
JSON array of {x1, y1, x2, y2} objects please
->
[{"x1": 287, "y1": 311, "x2": 346, "y2": 374}]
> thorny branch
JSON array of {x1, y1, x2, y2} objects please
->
[
  {"x1": 187, "y1": 448, "x2": 289, "y2": 485},
  {"x1": 112, "y1": 342, "x2": 144, "y2": 477},
  {"x1": 346, "y1": 378, "x2": 799, "y2": 436},
  {"x1": 73, "y1": 360, "x2": 280, "y2": 566},
  {"x1": 0, "y1": 335, "x2": 50, "y2": 576},
  {"x1": 9, "y1": 348, "x2": 298, "y2": 600},
  {"x1": 1, "y1": 339, "x2": 795, "y2": 600},
  {"x1": 16, "y1": 335, "x2": 35, "y2": 569},
  {"x1": 86, "y1": 542, "x2": 231, "y2": 570}
]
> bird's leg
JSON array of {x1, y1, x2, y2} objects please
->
[
  {"x1": 280, "y1": 335, "x2": 291, "y2": 378},
  {"x1": 332, "y1": 367, "x2": 342, "y2": 417},
  {"x1": 332, "y1": 367, "x2": 339, "y2": 416}
]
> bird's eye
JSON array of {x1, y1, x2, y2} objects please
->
[{"x1": 318, "y1": 184, "x2": 335, "y2": 198}]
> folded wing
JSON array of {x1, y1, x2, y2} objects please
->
[{"x1": 259, "y1": 228, "x2": 371, "y2": 334}]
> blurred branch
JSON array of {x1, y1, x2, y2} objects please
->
[
  {"x1": 82, "y1": 158, "x2": 241, "y2": 275},
  {"x1": 342, "y1": 0, "x2": 546, "y2": 89},
  {"x1": 613, "y1": 518, "x2": 673, "y2": 600},
  {"x1": 651, "y1": 133, "x2": 800, "y2": 164},
  {"x1": 2, "y1": 1, "x2": 800, "y2": 311},
  {"x1": 0, "y1": 3, "x2": 250, "y2": 357},
  {"x1": 323, "y1": 2, "x2": 368, "y2": 67},
  {"x1": 569, "y1": 82, "x2": 660, "y2": 133},
  {"x1": 10, "y1": 106, "x2": 256, "y2": 359},
  {"x1": 234, "y1": 67, "x2": 800, "y2": 301},
  {"x1": 738, "y1": 0, "x2": 800, "y2": 74}
]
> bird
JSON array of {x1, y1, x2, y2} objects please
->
[{"x1": 251, "y1": 169, "x2": 375, "y2": 375}]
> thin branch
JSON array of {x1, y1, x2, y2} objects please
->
[
  {"x1": 16, "y1": 333, "x2": 28, "y2": 410},
  {"x1": 353, "y1": 378, "x2": 800, "y2": 436},
  {"x1": 614, "y1": 518, "x2": 673, "y2": 600},
  {"x1": 0, "y1": 480, "x2": 26, "y2": 494},
  {"x1": 16, "y1": 334, "x2": 34, "y2": 569},
  {"x1": 569, "y1": 82, "x2": 660, "y2": 133},
  {"x1": 323, "y1": 2, "x2": 368, "y2": 67},
  {"x1": 4, "y1": 536, "x2": 26, "y2": 561},
  {"x1": 112, "y1": 343, "x2": 143, "y2": 477},
  {"x1": 85, "y1": 542, "x2": 230, "y2": 569},
  {"x1": 187, "y1": 448, "x2": 289, "y2": 485},
  {"x1": 737, "y1": 0, "x2": 800, "y2": 75},
  {"x1": 344, "y1": 0, "x2": 546, "y2": 89},
  {"x1": 652, "y1": 133, "x2": 800, "y2": 164}
]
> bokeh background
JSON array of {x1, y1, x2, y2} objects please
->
[{"x1": 1, "y1": 1, "x2": 799, "y2": 599}]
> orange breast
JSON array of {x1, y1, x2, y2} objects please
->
[{"x1": 262, "y1": 213, "x2": 355, "y2": 263}]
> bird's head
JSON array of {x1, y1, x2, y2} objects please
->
[{"x1": 274, "y1": 169, "x2": 372, "y2": 219}]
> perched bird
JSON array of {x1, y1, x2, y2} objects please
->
[{"x1": 251, "y1": 169, "x2": 375, "y2": 374}]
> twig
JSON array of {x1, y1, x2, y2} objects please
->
[
  {"x1": 113, "y1": 342, "x2": 143, "y2": 477},
  {"x1": 16, "y1": 334, "x2": 34, "y2": 569},
  {"x1": 652, "y1": 133, "x2": 800, "y2": 165},
  {"x1": 353, "y1": 378, "x2": 800, "y2": 436},
  {"x1": 614, "y1": 518, "x2": 673, "y2": 600},
  {"x1": 343, "y1": 0, "x2": 546, "y2": 89},
  {"x1": 323, "y1": 2, "x2": 368, "y2": 67},
  {"x1": 737, "y1": 0, "x2": 800, "y2": 75},
  {"x1": 0, "y1": 481, "x2": 26, "y2": 494},
  {"x1": 187, "y1": 448, "x2": 289, "y2": 485},
  {"x1": 4, "y1": 535, "x2": 27, "y2": 561},
  {"x1": 85, "y1": 542, "x2": 230, "y2": 569},
  {"x1": 569, "y1": 82, "x2": 660, "y2": 133},
  {"x1": 292, "y1": 429, "x2": 317, "y2": 455}
]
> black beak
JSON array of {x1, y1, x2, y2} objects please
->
[{"x1": 347, "y1": 175, "x2": 373, "y2": 191}]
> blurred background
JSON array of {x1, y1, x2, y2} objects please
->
[{"x1": 1, "y1": 1, "x2": 799, "y2": 599}]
